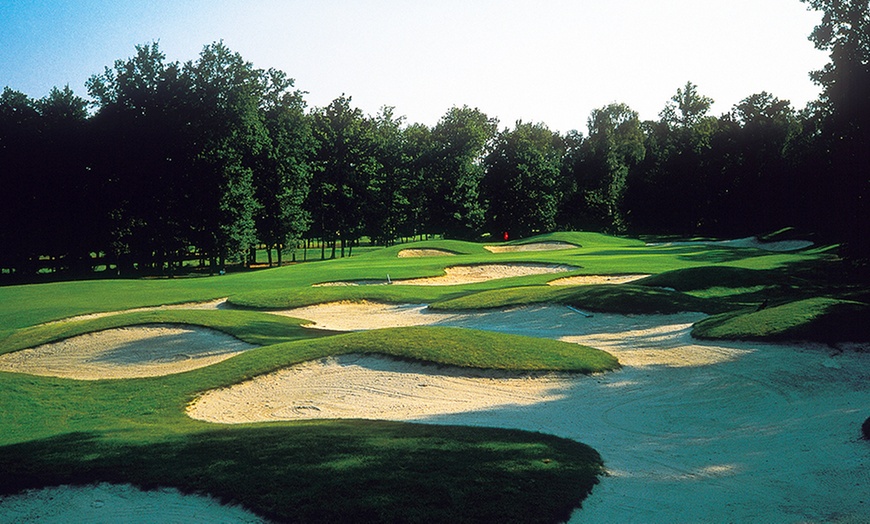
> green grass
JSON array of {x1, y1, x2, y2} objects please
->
[
  {"x1": 0, "y1": 230, "x2": 865, "y2": 523},
  {"x1": 293, "y1": 326, "x2": 619, "y2": 373}
]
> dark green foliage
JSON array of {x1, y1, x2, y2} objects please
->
[
  {"x1": 424, "y1": 106, "x2": 498, "y2": 239},
  {"x1": 863, "y1": 416, "x2": 870, "y2": 440},
  {"x1": 308, "y1": 95, "x2": 377, "y2": 258},
  {"x1": 482, "y1": 122, "x2": 563, "y2": 238},
  {"x1": 799, "y1": 0, "x2": 870, "y2": 259},
  {"x1": 560, "y1": 103, "x2": 644, "y2": 233}
]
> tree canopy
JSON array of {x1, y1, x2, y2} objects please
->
[{"x1": 2, "y1": 1, "x2": 869, "y2": 279}]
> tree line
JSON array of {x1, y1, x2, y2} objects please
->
[{"x1": 1, "y1": 0, "x2": 867, "y2": 278}]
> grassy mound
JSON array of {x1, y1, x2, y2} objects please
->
[
  {"x1": 0, "y1": 423, "x2": 603, "y2": 524},
  {"x1": 430, "y1": 284, "x2": 722, "y2": 315},
  {"x1": 691, "y1": 297, "x2": 870, "y2": 343},
  {"x1": 291, "y1": 326, "x2": 619, "y2": 373},
  {"x1": 0, "y1": 309, "x2": 336, "y2": 356}
]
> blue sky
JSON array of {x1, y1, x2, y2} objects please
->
[{"x1": 1, "y1": 0, "x2": 829, "y2": 132}]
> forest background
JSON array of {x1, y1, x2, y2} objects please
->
[{"x1": 1, "y1": 0, "x2": 867, "y2": 278}]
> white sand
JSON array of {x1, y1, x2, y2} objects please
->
[
  {"x1": 313, "y1": 263, "x2": 575, "y2": 286},
  {"x1": 0, "y1": 324, "x2": 255, "y2": 380},
  {"x1": 202, "y1": 301, "x2": 870, "y2": 523},
  {"x1": 396, "y1": 248, "x2": 456, "y2": 257},
  {"x1": 188, "y1": 353, "x2": 572, "y2": 424},
  {"x1": 0, "y1": 483, "x2": 267, "y2": 523},
  {"x1": 484, "y1": 241, "x2": 576, "y2": 253},
  {"x1": 548, "y1": 274, "x2": 651, "y2": 286}
]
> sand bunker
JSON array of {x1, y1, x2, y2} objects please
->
[
  {"x1": 397, "y1": 248, "x2": 456, "y2": 257},
  {"x1": 484, "y1": 241, "x2": 576, "y2": 253},
  {"x1": 0, "y1": 483, "x2": 266, "y2": 524},
  {"x1": 548, "y1": 274, "x2": 650, "y2": 286},
  {"x1": 314, "y1": 263, "x2": 575, "y2": 287},
  {"x1": 194, "y1": 300, "x2": 870, "y2": 523},
  {"x1": 648, "y1": 236, "x2": 813, "y2": 252},
  {"x1": 188, "y1": 353, "x2": 572, "y2": 424},
  {"x1": 0, "y1": 324, "x2": 254, "y2": 380}
]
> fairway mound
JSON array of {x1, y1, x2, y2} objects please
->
[
  {"x1": 0, "y1": 324, "x2": 254, "y2": 379},
  {"x1": 313, "y1": 263, "x2": 575, "y2": 287},
  {"x1": 397, "y1": 248, "x2": 456, "y2": 257},
  {"x1": 484, "y1": 241, "x2": 576, "y2": 253},
  {"x1": 0, "y1": 483, "x2": 266, "y2": 523},
  {"x1": 548, "y1": 274, "x2": 651, "y2": 286},
  {"x1": 187, "y1": 353, "x2": 573, "y2": 424}
]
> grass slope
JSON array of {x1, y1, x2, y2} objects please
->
[{"x1": 692, "y1": 297, "x2": 870, "y2": 343}]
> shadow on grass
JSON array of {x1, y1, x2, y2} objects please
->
[{"x1": 0, "y1": 422, "x2": 604, "y2": 524}]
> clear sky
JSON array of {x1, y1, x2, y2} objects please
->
[{"x1": 1, "y1": 0, "x2": 830, "y2": 132}]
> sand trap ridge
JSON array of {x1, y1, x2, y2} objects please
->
[
  {"x1": 0, "y1": 324, "x2": 254, "y2": 380},
  {"x1": 548, "y1": 274, "x2": 650, "y2": 286},
  {"x1": 484, "y1": 241, "x2": 576, "y2": 253},
  {"x1": 314, "y1": 263, "x2": 575, "y2": 286},
  {"x1": 647, "y1": 236, "x2": 813, "y2": 252},
  {"x1": 397, "y1": 248, "x2": 456, "y2": 257}
]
